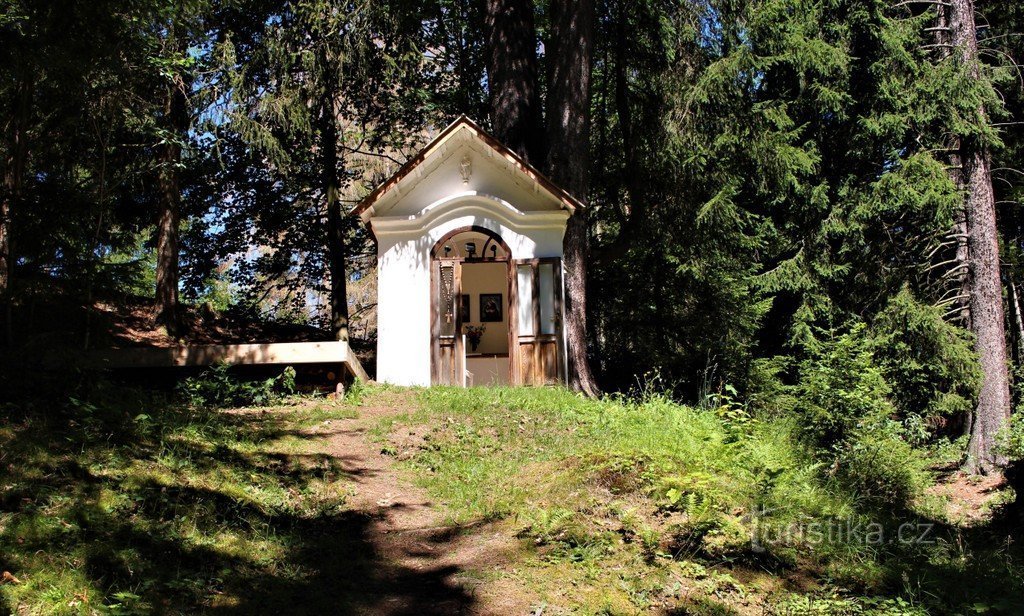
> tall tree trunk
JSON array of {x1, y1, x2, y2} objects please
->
[
  {"x1": 1, "y1": 74, "x2": 31, "y2": 346},
  {"x1": 547, "y1": 0, "x2": 599, "y2": 397},
  {"x1": 963, "y1": 144, "x2": 1011, "y2": 473},
  {"x1": 321, "y1": 85, "x2": 349, "y2": 342},
  {"x1": 942, "y1": 0, "x2": 1012, "y2": 474},
  {"x1": 483, "y1": 0, "x2": 544, "y2": 164},
  {"x1": 154, "y1": 37, "x2": 189, "y2": 334}
]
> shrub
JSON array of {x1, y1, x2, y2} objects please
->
[
  {"x1": 997, "y1": 412, "x2": 1024, "y2": 462},
  {"x1": 699, "y1": 515, "x2": 752, "y2": 559},
  {"x1": 997, "y1": 413, "x2": 1024, "y2": 517},
  {"x1": 662, "y1": 513, "x2": 753, "y2": 561},
  {"x1": 835, "y1": 426, "x2": 928, "y2": 506},
  {"x1": 653, "y1": 471, "x2": 723, "y2": 518},
  {"x1": 795, "y1": 323, "x2": 894, "y2": 452},
  {"x1": 177, "y1": 362, "x2": 296, "y2": 408},
  {"x1": 794, "y1": 323, "x2": 929, "y2": 506},
  {"x1": 870, "y1": 287, "x2": 979, "y2": 441}
]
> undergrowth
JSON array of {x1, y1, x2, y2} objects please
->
[
  {"x1": 176, "y1": 361, "x2": 297, "y2": 408},
  {"x1": 3, "y1": 371, "x2": 1021, "y2": 615},
  {"x1": 382, "y1": 386, "x2": 1024, "y2": 614},
  {"x1": 0, "y1": 367, "x2": 364, "y2": 615}
]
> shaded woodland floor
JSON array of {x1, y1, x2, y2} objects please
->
[
  {"x1": 0, "y1": 377, "x2": 520, "y2": 614},
  {"x1": 2, "y1": 372, "x2": 1023, "y2": 614}
]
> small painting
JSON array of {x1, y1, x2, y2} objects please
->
[
  {"x1": 480, "y1": 293, "x2": 503, "y2": 322},
  {"x1": 460, "y1": 294, "x2": 471, "y2": 323}
]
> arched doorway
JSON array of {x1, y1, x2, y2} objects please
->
[
  {"x1": 430, "y1": 227, "x2": 515, "y2": 386},
  {"x1": 430, "y1": 225, "x2": 565, "y2": 387}
]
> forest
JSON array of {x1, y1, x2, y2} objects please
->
[{"x1": 3, "y1": 0, "x2": 1024, "y2": 613}]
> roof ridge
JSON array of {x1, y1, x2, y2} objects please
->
[{"x1": 350, "y1": 116, "x2": 583, "y2": 220}]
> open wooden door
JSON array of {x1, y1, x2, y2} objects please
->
[
  {"x1": 513, "y1": 258, "x2": 564, "y2": 385},
  {"x1": 431, "y1": 259, "x2": 464, "y2": 385}
]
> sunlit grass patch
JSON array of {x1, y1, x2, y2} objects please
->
[
  {"x1": 269, "y1": 399, "x2": 360, "y2": 429},
  {"x1": 383, "y1": 386, "x2": 1024, "y2": 614}
]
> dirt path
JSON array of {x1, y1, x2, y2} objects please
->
[{"x1": 306, "y1": 395, "x2": 534, "y2": 615}]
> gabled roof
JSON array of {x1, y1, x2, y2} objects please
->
[{"x1": 350, "y1": 115, "x2": 584, "y2": 219}]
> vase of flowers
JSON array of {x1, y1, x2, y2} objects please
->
[{"x1": 464, "y1": 324, "x2": 486, "y2": 352}]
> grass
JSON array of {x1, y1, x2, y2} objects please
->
[
  {"x1": 0, "y1": 370, "x2": 374, "y2": 615},
  {"x1": 379, "y1": 386, "x2": 1024, "y2": 614},
  {"x1": 2, "y1": 374, "x2": 1023, "y2": 614}
]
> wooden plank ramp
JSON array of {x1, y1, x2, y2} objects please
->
[{"x1": 86, "y1": 340, "x2": 369, "y2": 383}]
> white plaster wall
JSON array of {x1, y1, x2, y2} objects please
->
[
  {"x1": 374, "y1": 200, "x2": 567, "y2": 386},
  {"x1": 375, "y1": 237, "x2": 432, "y2": 386}
]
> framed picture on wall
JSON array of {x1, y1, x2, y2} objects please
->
[
  {"x1": 480, "y1": 293, "x2": 503, "y2": 322},
  {"x1": 460, "y1": 294, "x2": 471, "y2": 323}
]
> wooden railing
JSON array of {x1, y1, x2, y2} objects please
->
[{"x1": 85, "y1": 340, "x2": 369, "y2": 383}]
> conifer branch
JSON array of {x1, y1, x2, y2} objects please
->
[{"x1": 936, "y1": 293, "x2": 970, "y2": 307}]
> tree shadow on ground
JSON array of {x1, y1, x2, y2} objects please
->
[
  {"x1": 896, "y1": 483, "x2": 1023, "y2": 613},
  {"x1": 755, "y1": 498, "x2": 1024, "y2": 613},
  {"x1": 0, "y1": 368, "x2": 476, "y2": 614},
  {"x1": 888, "y1": 518, "x2": 1024, "y2": 613},
  {"x1": 216, "y1": 511, "x2": 473, "y2": 615}
]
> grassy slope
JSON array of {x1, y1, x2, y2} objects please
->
[
  {"x1": 2, "y1": 379, "x2": 1022, "y2": 615},
  {"x1": 0, "y1": 375, "x2": 364, "y2": 615},
  {"x1": 378, "y1": 386, "x2": 1024, "y2": 615}
]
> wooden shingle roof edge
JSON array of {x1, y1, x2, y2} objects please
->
[{"x1": 350, "y1": 115, "x2": 585, "y2": 219}]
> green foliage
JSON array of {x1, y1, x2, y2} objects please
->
[
  {"x1": 769, "y1": 593, "x2": 927, "y2": 616},
  {"x1": 584, "y1": 0, "x2": 997, "y2": 399},
  {"x1": 400, "y1": 387, "x2": 840, "y2": 556},
  {"x1": 654, "y1": 471, "x2": 721, "y2": 516},
  {"x1": 794, "y1": 323, "x2": 929, "y2": 506},
  {"x1": 870, "y1": 287, "x2": 980, "y2": 439},
  {"x1": 795, "y1": 323, "x2": 894, "y2": 451},
  {"x1": 98, "y1": 231, "x2": 159, "y2": 298},
  {"x1": 705, "y1": 383, "x2": 758, "y2": 438},
  {"x1": 0, "y1": 0, "x2": 169, "y2": 302},
  {"x1": 1, "y1": 0, "x2": 1011, "y2": 445},
  {"x1": 4, "y1": 0, "x2": 1024, "y2": 610},
  {"x1": 2, "y1": 375, "x2": 1022, "y2": 614},
  {"x1": 835, "y1": 429, "x2": 928, "y2": 507},
  {"x1": 383, "y1": 386, "x2": 1021, "y2": 612},
  {"x1": 176, "y1": 363, "x2": 296, "y2": 408},
  {"x1": 196, "y1": 268, "x2": 235, "y2": 313},
  {"x1": 186, "y1": 0, "x2": 427, "y2": 326},
  {"x1": 997, "y1": 412, "x2": 1024, "y2": 463}
]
